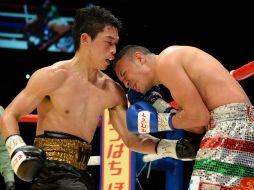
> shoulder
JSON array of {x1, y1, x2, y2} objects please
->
[
  {"x1": 26, "y1": 63, "x2": 68, "y2": 91},
  {"x1": 158, "y1": 45, "x2": 199, "y2": 66},
  {"x1": 159, "y1": 45, "x2": 189, "y2": 57},
  {"x1": 100, "y1": 72, "x2": 127, "y2": 104},
  {"x1": 101, "y1": 72, "x2": 125, "y2": 95},
  {"x1": 156, "y1": 46, "x2": 180, "y2": 68},
  {"x1": 160, "y1": 45, "x2": 200, "y2": 55},
  {"x1": 31, "y1": 64, "x2": 67, "y2": 81},
  {"x1": 158, "y1": 46, "x2": 182, "y2": 62}
]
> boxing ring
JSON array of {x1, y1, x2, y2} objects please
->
[
  {"x1": 18, "y1": 61, "x2": 254, "y2": 190},
  {"x1": 0, "y1": 3, "x2": 74, "y2": 52}
]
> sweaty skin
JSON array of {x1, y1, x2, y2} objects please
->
[
  {"x1": 115, "y1": 46, "x2": 251, "y2": 134},
  {"x1": 1, "y1": 25, "x2": 158, "y2": 155}
]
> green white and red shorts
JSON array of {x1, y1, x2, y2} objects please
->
[{"x1": 189, "y1": 103, "x2": 254, "y2": 190}]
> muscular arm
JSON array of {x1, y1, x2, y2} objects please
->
[
  {"x1": 1, "y1": 66, "x2": 67, "y2": 140},
  {"x1": 157, "y1": 48, "x2": 210, "y2": 134},
  {"x1": 108, "y1": 84, "x2": 159, "y2": 154}
]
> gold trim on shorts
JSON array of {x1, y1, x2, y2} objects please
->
[{"x1": 34, "y1": 136, "x2": 92, "y2": 170}]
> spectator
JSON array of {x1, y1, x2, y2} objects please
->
[{"x1": 0, "y1": 106, "x2": 15, "y2": 190}]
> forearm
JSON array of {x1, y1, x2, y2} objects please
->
[
  {"x1": 126, "y1": 132, "x2": 196, "y2": 160},
  {"x1": 172, "y1": 110, "x2": 208, "y2": 134},
  {"x1": 124, "y1": 133, "x2": 159, "y2": 154},
  {"x1": 1, "y1": 115, "x2": 20, "y2": 141}
]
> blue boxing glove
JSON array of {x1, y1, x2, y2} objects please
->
[
  {"x1": 128, "y1": 86, "x2": 175, "y2": 113},
  {"x1": 127, "y1": 88, "x2": 144, "y2": 105},
  {"x1": 126, "y1": 101, "x2": 175, "y2": 134}
]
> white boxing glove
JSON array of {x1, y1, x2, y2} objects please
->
[{"x1": 6, "y1": 135, "x2": 46, "y2": 182}]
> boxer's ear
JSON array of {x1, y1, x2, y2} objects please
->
[
  {"x1": 80, "y1": 33, "x2": 90, "y2": 45},
  {"x1": 134, "y1": 52, "x2": 145, "y2": 65}
]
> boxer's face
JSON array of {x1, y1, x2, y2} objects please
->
[
  {"x1": 83, "y1": 25, "x2": 119, "y2": 71},
  {"x1": 115, "y1": 56, "x2": 150, "y2": 93}
]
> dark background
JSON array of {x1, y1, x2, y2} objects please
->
[{"x1": 0, "y1": 0, "x2": 253, "y2": 189}]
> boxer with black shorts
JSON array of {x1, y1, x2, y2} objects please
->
[{"x1": 1, "y1": 7, "x2": 196, "y2": 190}]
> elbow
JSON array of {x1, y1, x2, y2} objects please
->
[
  {"x1": 188, "y1": 127, "x2": 206, "y2": 134},
  {"x1": 2, "y1": 111, "x2": 14, "y2": 122},
  {"x1": 202, "y1": 111, "x2": 211, "y2": 126},
  {"x1": 192, "y1": 107, "x2": 210, "y2": 126},
  {"x1": 186, "y1": 109, "x2": 210, "y2": 127},
  {"x1": 1, "y1": 112, "x2": 7, "y2": 124},
  {"x1": 187, "y1": 114, "x2": 209, "y2": 135},
  {"x1": 196, "y1": 111, "x2": 210, "y2": 128},
  {"x1": 1, "y1": 112, "x2": 9, "y2": 130},
  {"x1": 2, "y1": 110, "x2": 19, "y2": 126}
]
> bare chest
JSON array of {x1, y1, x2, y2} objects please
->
[{"x1": 49, "y1": 78, "x2": 110, "y2": 116}]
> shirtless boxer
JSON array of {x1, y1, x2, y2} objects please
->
[
  {"x1": 113, "y1": 45, "x2": 254, "y2": 189},
  {"x1": 0, "y1": 7, "x2": 195, "y2": 190}
]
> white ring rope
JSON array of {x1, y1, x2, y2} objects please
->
[
  {"x1": 142, "y1": 154, "x2": 194, "y2": 162},
  {"x1": 88, "y1": 156, "x2": 100, "y2": 166}
]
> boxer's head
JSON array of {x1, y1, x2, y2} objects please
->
[
  {"x1": 72, "y1": 6, "x2": 122, "y2": 52},
  {"x1": 113, "y1": 45, "x2": 155, "y2": 93}
]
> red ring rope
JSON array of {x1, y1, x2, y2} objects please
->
[
  {"x1": 231, "y1": 60, "x2": 254, "y2": 81},
  {"x1": 19, "y1": 114, "x2": 37, "y2": 123},
  {"x1": 19, "y1": 61, "x2": 254, "y2": 123}
]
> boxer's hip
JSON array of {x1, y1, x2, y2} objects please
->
[
  {"x1": 210, "y1": 102, "x2": 254, "y2": 122},
  {"x1": 205, "y1": 102, "x2": 254, "y2": 140},
  {"x1": 191, "y1": 103, "x2": 254, "y2": 189},
  {"x1": 33, "y1": 131, "x2": 92, "y2": 170}
]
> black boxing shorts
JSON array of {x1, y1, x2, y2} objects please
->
[{"x1": 31, "y1": 131, "x2": 94, "y2": 190}]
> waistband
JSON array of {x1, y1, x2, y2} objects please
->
[
  {"x1": 210, "y1": 103, "x2": 254, "y2": 121},
  {"x1": 33, "y1": 131, "x2": 92, "y2": 170}
]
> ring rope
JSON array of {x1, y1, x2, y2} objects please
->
[{"x1": 231, "y1": 60, "x2": 254, "y2": 81}]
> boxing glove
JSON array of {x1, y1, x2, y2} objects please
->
[
  {"x1": 5, "y1": 135, "x2": 46, "y2": 182},
  {"x1": 156, "y1": 138, "x2": 196, "y2": 160},
  {"x1": 128, "y1": 86, "x2": 176, "y2": 113},
  {"x1": 126, "y1": 101, "x2": 175, "y2": 134}
]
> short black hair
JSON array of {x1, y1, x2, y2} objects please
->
[
  {"x1": 112, "y1": 45, "x2": 151, "y2": 70},
  {"x1": 72, "y1": 5, "x2": 122, "y2": 51}
]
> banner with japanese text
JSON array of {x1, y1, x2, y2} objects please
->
[{"x1": 100, "y1": 109, "x2": 136, "y2": 190}]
